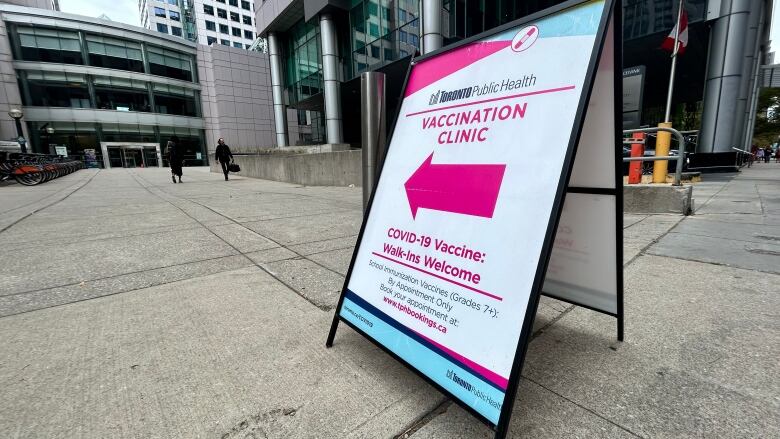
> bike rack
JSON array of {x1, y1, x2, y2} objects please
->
[{"x1": 622, "y1": 127, "x2": 686, "y2": 186}]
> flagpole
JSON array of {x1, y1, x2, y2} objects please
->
[{"x1": 664, "y1": 0, "x2": 684, "y2": 122}]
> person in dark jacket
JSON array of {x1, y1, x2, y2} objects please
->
[
  {"x1": 166, "y1": 136, "x2": 183, "y2": 183},
  {"x1": 215, "y1": 138, "x2": 234, "y2": 181}
]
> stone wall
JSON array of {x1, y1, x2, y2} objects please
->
[
  {"x1": 197, "y1": 44, "x2": 277, "y2": 157},
  {"x1": 213, "y1": 150, "x2": 362, "y2": 187},
  {"x1": 197, "y1": 44, "x2": 312, "y2": 160}
]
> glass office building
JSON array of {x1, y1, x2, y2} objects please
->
[
  {"x1": 0, "y1": 4, "x2": 208, "y2": 167},
  {"x1": 257, "y1": 0, "x2": 771, "y2": 162}
]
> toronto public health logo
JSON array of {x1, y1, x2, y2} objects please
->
[{"x1": 429, "y1": 90, "x2": 440, "y2": 105}]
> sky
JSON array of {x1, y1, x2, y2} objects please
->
[
  {"x1": 58, "y1": 0, "x2": 140, "y2": 26},
  {"x1": 59, "y1": 0, "x2": 780, "y2": 55}
]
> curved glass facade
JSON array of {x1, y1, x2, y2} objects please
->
[
  {"x1": 6, "y1": 19, "x2": 207, "y2": 167},
  {"x1": 11, "y1": 24, "x2": 197, "y2": 83}
]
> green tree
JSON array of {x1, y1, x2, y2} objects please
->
[{"x1": 751, "y1": 87, "x2": 780, "y2": 146}]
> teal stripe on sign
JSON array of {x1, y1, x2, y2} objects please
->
[{"x1": 340, "y1": 297, "x2": 505, "y2": 424}]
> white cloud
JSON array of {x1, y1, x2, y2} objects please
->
[{"x1": 58, "y1": 0, "x2": 140, "y2": 27}]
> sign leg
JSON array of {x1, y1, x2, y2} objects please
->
[
  {"x1": 326, "y1": 314, "x2": 340, "y2": 348},
  {"x1": 617, "y1": 315, "x2": 624, "y2": 342}
]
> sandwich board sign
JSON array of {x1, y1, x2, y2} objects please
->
[{"x1": 327, "y1": 0, "x2": 622, "y2": 436}]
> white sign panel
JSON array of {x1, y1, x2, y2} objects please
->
[
  {"x1": 331, "y1": 0, "x2": 613, "y2": 428},
  {"x1": 544, "y1": 17, "x2": 622, "y2": 318}
]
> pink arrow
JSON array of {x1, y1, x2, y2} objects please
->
[{"x1": 404, "y1": 153, "x2": 506, "y2": 220}]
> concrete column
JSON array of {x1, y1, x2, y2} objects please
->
[
  {"x1": 698, "y1": 0, "x2": 752, "y2": 153},
  {"x1": 319, "y1": 14, "x2": 343, "y2": 144},
  {"x1": 421, "y1": 0, "x2": 443, "y2": 54},
  {"x1": 267, "y1": 32, "x2": 289, "y2": 147},
  {"x1": 732, "y1": 0, "x2": 763, "y2": 147}
]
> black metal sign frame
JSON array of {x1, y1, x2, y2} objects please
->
[{"x1": 327, "y1": 0, "x2": 619, "y2": 436}]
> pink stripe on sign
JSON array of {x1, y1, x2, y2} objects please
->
[
  {"x1": 405, "y1": 40, "x2": 510, "y2": 97},
  {"x1": 412, "y1": 328, "x2": 509, "y2": 390}
]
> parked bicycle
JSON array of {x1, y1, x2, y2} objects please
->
[{"x1": 0, "y1": 152, "x2": 83, "y2": 186}]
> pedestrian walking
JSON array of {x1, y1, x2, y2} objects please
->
[
  {"x1": 215, "y1": 138, "x2": 234, "y2": 181},
  {"x1": 166, "y1": 136, "x2": 183, "y2": 183},
  {"x1": 756, "y1": 147, "x2": 764, "y2": 163},
  {"x1": 776, "y1": 148, "x2": 780, "y2": 163},
  {"x1": 765, "y1": 146, "x2": 772, "y2": 163}
]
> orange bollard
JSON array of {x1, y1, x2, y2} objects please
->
[{"x1": 628, "y1": 132, "x2": 644, "y2": 184}]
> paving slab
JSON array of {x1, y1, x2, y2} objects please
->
[
  {"x1": 306, "y1": 247, "x2": 356, "y2": 276},
  {"x1": 243, "y1": 210, "x2": 363, "y2": 246},
  {"x1": 245, "y1": 246, "x2": 299, "y2": 264},
  {"x1": 409, "y1": 379, "x2": 635, "y2": 438},
  {"x1": 0, "y1": 266, "x2": 443, "y2": 439},
  {"x1": 287, "y1": 234, "x2": 359, "y2": 256},
  {"x1": 648, "y1": 232, "x2": 780, "y2": 274},
  {"x1": 521, "y1": 255, "x2": 780, "y2": 438},
  {"x1": 0, "y1": 254, "x2": 252, "y2": 317},
  {"x1": 0, "y1": 226, "x2": 237, "y2": 295},
  {"x1": 264, "y1": 258, "x2": 345, "y2": 309}
]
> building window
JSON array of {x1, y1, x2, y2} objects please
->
[
  {"x1": 221, "y1": 39, "x2": 230, "y2": 46},
  {"x1": 93, "y1": 76, "x2": 150, "y2": 112},
  {"x1": 147, "y1": 46, "x2": 194, "y2": 81},
  {"x1": 231, "y1": 27, "x2": 241, "y2": 37},
  {"x1": 241, "y1": 1, "x2": 250, "y2": 10},
  {"x1": 203, "y1": 4, "x2": 213, "y2": 15},
  {"x1": 86, "y1": 35, "x2": 144, "y2": 72},
  {"x1": 169, "y1": 10, "x2": 180, "y2": 21},
  {"x1": 233, "y1": 42, "x2": 242, "y2": 48},
  {"x1": 206, "y1": 20, "x2": 216, "y2": 31},
  {"x1": 167, "y1": 0, "x2": 178, "y2": 5},
  {"x1": 16, "y1": 27, "x2": 83, "y2": 65},
  {"x1": 154, "y1": 7, "x2": 166, "y2": 17},
  {"x1": 244, "y1": 30, "x2": 253, "y2": 40},
  {"x1": 242, "y1": 15, "x2": 252, "y2": 25},
  {"x1": 282, "y1": 20, "x2": 323, "y2": 105},
  {"x1": 156, "y1": 23, "x2": 168, "y2": 33},
  {"x1": 216, "y1": 0, "x2": 225, "y2": 3},
  {"x1": 217, "y1": 8, "x2": 227, "y2": 18},
  {"x1": 22, "y1": 71, "x2": 90, "y2": 108},
  {"x1": 219, "y1": 24, "x2": 229, "y2": 34},
  {"x1": 153, "y1": 83, "x2": 198, "y2": 117},
  {"x1": 229, "y1": 0, "x2": 238, "y2": 6},
  {"x1": 207, "y1": 36, "x2": 217, "y2": 45},
  {"x1": 230, "y1": 12, "x2": 239, "y2": 22},
  {"x1": 171, "y1": 26, "x2": 182, "y2": 37}
]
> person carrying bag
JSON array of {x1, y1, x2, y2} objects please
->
[{"x1": 214, "y1": 138, "x2": 235, "y2": 181}]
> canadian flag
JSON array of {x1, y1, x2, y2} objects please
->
[{"x1": 661, "y1": 9, "x2": 688, "y2": 55}]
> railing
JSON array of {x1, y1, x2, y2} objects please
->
[
  {"x1": 732, "y1": 147, "x2": 754, "y2": 168},
  {"x1": 623, "y1": 127, "x2": 685, "y2": 186}
]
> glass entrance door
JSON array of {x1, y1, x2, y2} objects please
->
[
  {"x1": 123, "y1": 148, "x2": 144, "y2": 168},
  {"x1": 106, "y1": 146, "x2": 153, "y2": 168},
  {"x1": 143, "y1": 148, "x2": 159, "y2": 167}
]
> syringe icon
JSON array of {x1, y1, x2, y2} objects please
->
[{"x1": 513, "y1": 27, "x2": 537, "y2": 50}]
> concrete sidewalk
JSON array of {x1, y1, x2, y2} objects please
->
[{"x1": 0, "y1": 166, "x2": 777, "y2": 438}]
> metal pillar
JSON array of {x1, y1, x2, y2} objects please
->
[
  {"x1": 267, "y1": 32, "x2": 289, "y2": 147},
  {"x1": 361, "y1": 71, "x2": 386, "y2": 210},
  {"x1": 100, "y1": 142, "x2": 110, "y2": 169},
  {"x1": 732, "y1": 0, "x2": 763, "y2": 148},
  {"x1": 421, "y1": 0, "x2": 443, "y2": 54},
  {"x1": 742, "y1": 3, "x2": 766, "y2": 151},
  {"x1": 698, "y1": 0, "x2": 751, "y2": 153},
  {"x1": 320, "y1": 14, "x2": 343, "y2": 144}
]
